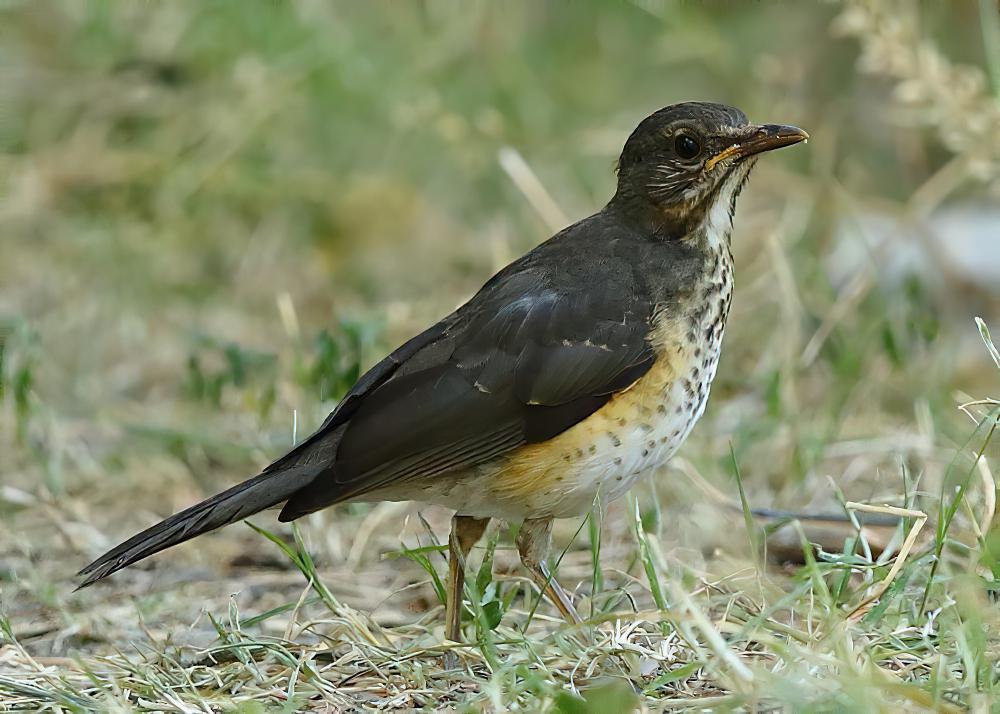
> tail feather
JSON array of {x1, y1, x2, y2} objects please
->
[{"x1": 76, "y1": 465, "x2": 321, "y2": 588}]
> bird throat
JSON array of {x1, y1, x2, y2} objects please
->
[{"x1": 697, "y1": 160, "x2": 754, "y2": 252}]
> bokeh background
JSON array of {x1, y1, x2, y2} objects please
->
[{"x1": 2, "y1": 1, "x2": 999, "y2": 710}]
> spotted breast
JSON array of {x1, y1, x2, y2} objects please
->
[{"x1": 475, "y1": 244, "x2": 733, "y2": 519}]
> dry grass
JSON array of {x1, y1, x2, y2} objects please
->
[{"x1": 2, "y1": 1, "x2": 999, "y2": 710}]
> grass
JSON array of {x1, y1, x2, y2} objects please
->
[{"x1": 2, "y1": 0, "x2": 1000, "y2": 710}]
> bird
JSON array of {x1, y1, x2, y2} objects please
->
[{"x1": 78, "y1": 102, "x2": 807, "y2": 642}]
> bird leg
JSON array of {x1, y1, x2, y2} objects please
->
[
  {"x1": 445, "y1": 514, "x2": 490, "y2": 643},
  {"x1": 516, "y1": 517, "x2": 582, "y2": 625}
]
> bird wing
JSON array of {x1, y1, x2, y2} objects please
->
[{"x1": 278, "y1": 252, "x2": 656, "y2": 521}]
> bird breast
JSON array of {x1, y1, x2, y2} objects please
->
[
  {"x1": 377, "y1": 245, "x2": 735, "y2": 522},
  {"x1": 479, "y1": 246, "x2": 735, "y2": 520}
]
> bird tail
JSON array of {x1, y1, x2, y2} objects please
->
[{"x1": 76, "y1": 464, "x2": 321, "y2": 588}]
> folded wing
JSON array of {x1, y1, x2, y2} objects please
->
[{"x1": 279, "y1": 265, "x2": 655, "y2": 519}]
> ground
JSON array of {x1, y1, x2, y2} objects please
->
[{"x1": 2, "y1": 1, "x2": 999, "y2": 711}]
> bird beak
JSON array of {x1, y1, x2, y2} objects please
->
[{"x1": 705, "y1": 124, "x2": 809, "y2": 171}]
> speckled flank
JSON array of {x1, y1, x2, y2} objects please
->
[{"x1": 490, "y1": 317, "x2": 691, "y2": 515}]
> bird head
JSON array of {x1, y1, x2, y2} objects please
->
[{"x1": 614, "y1": 102, "x2": 807, "y2": 234}]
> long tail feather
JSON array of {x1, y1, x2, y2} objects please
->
[{"x1": 76, "y1": 464, "x2": 321, "y2": 588}]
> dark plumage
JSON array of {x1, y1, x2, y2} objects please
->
[{"x1": 78, "y1": 102, "x2": 807, "y2": 642}]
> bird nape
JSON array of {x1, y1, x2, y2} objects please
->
[{"x1": 78, "y1": 101, "x2": 807, "y2": 644}]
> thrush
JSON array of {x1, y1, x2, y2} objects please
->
[{"x1": 78, "y1": 102, "x2": 807, "y2": 641}]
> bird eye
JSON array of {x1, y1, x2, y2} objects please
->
[{"x1": 674, "y1": 133, "x2": 701, "y2": 160}]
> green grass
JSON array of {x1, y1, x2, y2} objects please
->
[{"x1": 2, "y1": 0, "x2": 999, "y2": 710}]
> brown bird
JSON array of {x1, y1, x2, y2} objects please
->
[{"x1": 78, "y1": 102, "x2": 807, "y2": 641}]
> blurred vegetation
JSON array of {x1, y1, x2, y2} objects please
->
[{"x1": 1, "y1": 0, "x2": 999, "y2": 710}]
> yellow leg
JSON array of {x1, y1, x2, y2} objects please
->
[
  {"x1": 444, "y1": 514, "x2": 490, "y2": 644},
  {"x1": 516, "y1": 517, "x2": 582, "y2": 625}
]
